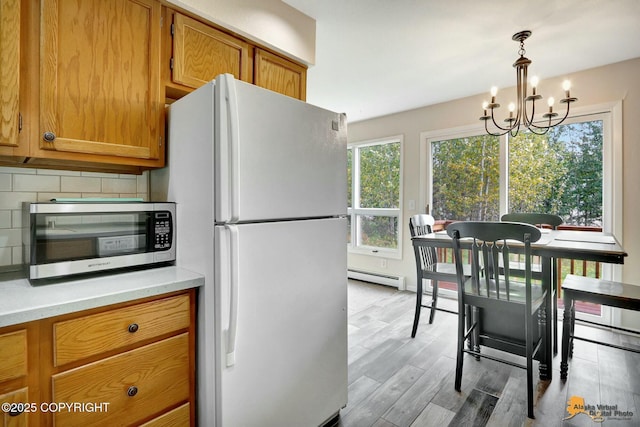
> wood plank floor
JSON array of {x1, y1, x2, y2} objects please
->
[{"x1": 331, "y1": 280, "x2": 640, "y2": 427}]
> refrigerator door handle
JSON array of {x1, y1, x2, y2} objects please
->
[
  {"x1": 225, "y1": 224, "x2": 240, "y2": 367},
  {"x1": 220, "y1": 74, "x2": 241, "y2": 223}
]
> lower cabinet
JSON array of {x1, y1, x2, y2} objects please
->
[{"x1": 0, "y1": 289, "x2": 196, "y2": 427}]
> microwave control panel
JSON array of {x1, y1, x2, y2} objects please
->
[{"x1": 153, "y1": 211, "x2": 173, "y2": 250}]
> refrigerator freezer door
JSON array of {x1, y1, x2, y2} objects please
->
[
  {"x1": 215, "y1": 74, "x2": 347, "y2": 223},
  {"x1": 215, "y1": 218, "x2": 347, "y2": 426}
]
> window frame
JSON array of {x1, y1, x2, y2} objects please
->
[{"x1": 348, "y1": 135, "x2": 404, "y2": 259}]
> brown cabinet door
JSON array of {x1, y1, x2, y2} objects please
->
[
  {"x1": 254, "y1": 48, "x2": 306, "y2": 101},
  {"x1": 172, "y1": 12, "x2": 250, "y2": 88},
  {"x1": 39, "y1": 0, "x2": 162, "y2": 161},
  {"x1": 0, "y1": 0, "x2": 21, "y2": 150},
  {"x1": 0, "y1": 388, "x2": 29, "y2": 427}
]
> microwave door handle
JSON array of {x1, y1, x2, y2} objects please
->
[{"x1": 225, "y1": 224, "x2": 240, "y2": 367}]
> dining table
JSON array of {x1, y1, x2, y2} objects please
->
[{"x1": 412, "y1": 227, "x2": 628, "y2": 381}]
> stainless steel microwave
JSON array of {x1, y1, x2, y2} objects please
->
[{"x1": 23, "y1": 202, "x2": 176, "y2": 280}]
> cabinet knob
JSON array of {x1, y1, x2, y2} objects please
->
[
  {"x1": 8, "y1": 408, "x2": 24, "y2": 417},
  {"x1": 128, "y1": 323, "x2": 139, "y2": 333},
  {"x1": 43, "y1": 131, "x2": 56, "y2": 142},
  {"x1": 127, "y1": 386, "x2": 138, "y2": 397}
]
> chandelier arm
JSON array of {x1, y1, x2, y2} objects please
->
[
  {"x1": 488, "y1": 107, "x2": 516, "y2": 132},
  {"x1": 528, "y1": 101, "x2": 572, "y2": 132},
  {"x1": 483, "y1": 117, "x2": 509, "y2": 136}
]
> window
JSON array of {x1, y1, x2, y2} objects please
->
[
  {"x1": 427, "y1": 114, "x2": 608, "y2": 227},
  {"x1": 348, "y1": 136, "x2": 402, "y2": 257},
  {"x1": 421, "y1": 102, "x2": 623, "y2": 322}
]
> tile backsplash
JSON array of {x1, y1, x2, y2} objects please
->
[{"x1": 0, "y1": 166, "x2": 149, "y2": 267}]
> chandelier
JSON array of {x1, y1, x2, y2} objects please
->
[{"x1": 480, "y1": 30, "x2": 577, "y2": 136}]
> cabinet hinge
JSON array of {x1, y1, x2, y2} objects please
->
[
  {"x1": 19, "y1": 113, "x2": 23, "y2": 132},
  {"x1": 170, "y1": 57, "x2": 174, "y2": 70},
  {"x1": 159, "y1": 136, "x2": 163, "y2": 148},
  {"x1": 170, "y1": 23, "x2": 175, "y2": 37}
]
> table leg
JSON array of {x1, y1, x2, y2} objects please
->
[
  {"x1": 539, "y1": 257, "x2": 552, "y2": 380},
  {"x1": 560, "y1": 295, "x2": 574, "y2": 380}
]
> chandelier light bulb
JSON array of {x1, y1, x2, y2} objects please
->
[
  {"x1": 562, "y1": 80, "x2": 572, "y2": 98},
  {"x1": 508, "y1": 103, "x2": 515, "y2": 112},
  {"x1": 482, "y1": 101, "x2": 489, "y2": 109},
  {"x1": 547, "y1": 97, "x2": 555, "y2": 107},
  {"x1": 490, "y1": 86, "x2": 498, "y2": 97},
  {"x1": 530, "y1": 76, "x2": 539, "y2": 88}
]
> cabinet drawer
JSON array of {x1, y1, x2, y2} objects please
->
[
  {"x1": 140, "y1": 402, "x2": 190, "y2": 427},
  {"x1": 0, "y1": 330, "x2": 27, "y2": 382},
  {"x1": 53, "y1": 294, "x2": 190, "y2": 366},
  {"x1": 52, "y1": 333, "x2": 190, "y2": 427}
]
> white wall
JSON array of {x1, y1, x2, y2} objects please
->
[
  {"x1": 166, "y1": 0, "x2": 316, "y2": 65},
  {"x1": 347, "y1": 57, "x2": 640, "y2": 328}
]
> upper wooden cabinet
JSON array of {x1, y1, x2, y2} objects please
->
[
  {"x1": 37, "y1": 0, "x2": 164, "y2": 167},
  {"x1": 164, "y1": 9, "x2": 307, "y2": 102},
  {"x1": 171, "y1": 12, "x2": 250, "y2": 89},
  {"x1": 255, "y1": 48, "x2": 307, "y2": 101},
  {"x1": 0, "y1": 0, "x2": 25, "y2": 155}
]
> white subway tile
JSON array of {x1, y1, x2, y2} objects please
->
[
  {"x1": 0, "y1": 247, "x2": 11, "y2": 266},
  {"x1": 0, "y1": 228, "x2": 21, "y2": 247},
  {"x1": 0, "y1": 192, "x2": 37, "y2": 210},
  {"x1": 12, "y1": 246, "x2": 22, "y2": 265},
  {"x1": 14, "y1": 174, "x2": 60, "y2": 192},
  {"x1": 37, "y1": 168, "x2": 81, "y2": 176},
  {"x1": 61, "y1": 176, "x2": 101, "y2": 193},
  {"x1": 0, "y1": 211, "x2": 11, "y2": 228},
  {"x1": 0, "y1": 173, "x2": 11, "y2": 191},
  {"x1": 11, "y1": 210, "x2": 21, "y2": 228},
  {"x1": 101, "y1": 178, "x2": 137, "y2": 194},
  {"x1": 0, "y1": 166, "x2": 36, "y2": 175}
]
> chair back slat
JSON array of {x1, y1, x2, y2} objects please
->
[{"x1": 410, "y1": 214, "x2": 438, "y2": 268}]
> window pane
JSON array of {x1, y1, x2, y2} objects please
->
[
  {"x1": 357, "y1": 215, "x2": 398, "y2": 249},
  {"x1": 431, "y1": 135, "x2": 500, "y2": 221},
  {"x1": 508, "y1": 121, "x2": 603, "y2": 226},
  {"x1": 359, "y1": 142, "x2": 400, "y2": 208}
]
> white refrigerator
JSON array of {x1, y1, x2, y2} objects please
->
[{"x1": 151, "y1": 74, "x2": 348, "y2": 426}]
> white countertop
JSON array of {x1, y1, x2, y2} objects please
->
[{"x1": 0, "y1": 266, "x2": 204, "y2": 327}]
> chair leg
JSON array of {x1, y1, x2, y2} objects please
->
[
  {"x1": 411, "y1": 278, "x2": 423, "y2": 338},
  {"x1": 428, "y1": 280, "x2": 438, "y2": 324},
  {"x1": 526, "y1": 345, "x2": 535, "y2": 419},
  {"x1": 553, "y1": 261, "x2": 558, "y2": 354},
  {"x1": 455, "y1": 301, "x2": 465, "y2": 392}
]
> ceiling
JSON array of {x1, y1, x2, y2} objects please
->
[{"x1": 283, "y1": 0, "x2": 640, "y2": 123}]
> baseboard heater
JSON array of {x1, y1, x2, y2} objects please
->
[{"x1": 347, "y1": 269, "x2": 405, "y2": 289}]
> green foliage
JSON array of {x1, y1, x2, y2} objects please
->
[
  {"x1": 432, "y1": 120, "x2": 603, "y2": 226},
  {"x1": 359, "y1": 143, "x2": 400, "y2": 208},
  {"x1": 432, "y1": 135, "x2": 500, "y2": 221}
]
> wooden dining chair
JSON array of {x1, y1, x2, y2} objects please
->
[
  {"x1": 409, "y1": 215, "x2": 471, "y2": 338},
  {"x1": 447, "y1": 221, "x2": 546, "y2": 419},
  {"x1": 501, "y1": 212, "x2": 563, "y2": 353}
]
